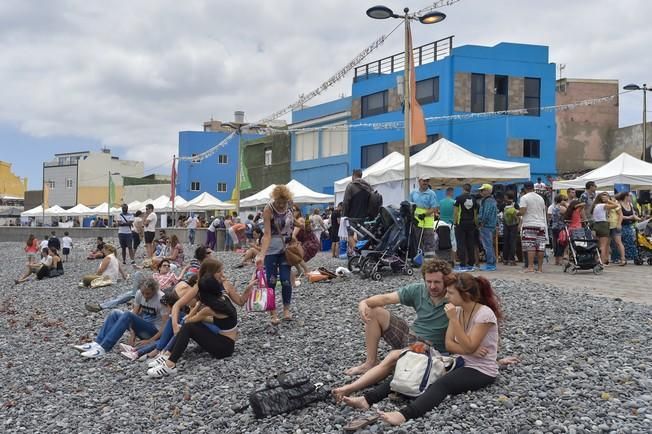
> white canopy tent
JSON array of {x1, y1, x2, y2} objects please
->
[
  {"x1": 127, "y1": 200, "x2": 144, "y2": 213},
  {"x1": 553, "y1": 152, "x2": 652, "y2": 190},
  {"x1": 88, "y1": 203, "x2": 121, "y2": 215},
  {"x1": 179, "y1": 192, "x2": 235, "y2": 211},
  {"x1": 21, "y1": 205, "x2": 44, "y2": 217},
  {"x1": 335, "y1": 139, "x2": 530, "y2": 206},
  {"x1": 240, "y1": 179, "x2": 334, "y2": 208},
  {"x1": 65, "y1": 203, "x2": 94, "y2": 216},
  {"x1": 149, "y1": 195, "x2": 170, "y2": 210},
  {"x1": 44, "y1": 205, "x2": 68, "y2": 217},
  {"x1": 334, "y1": 152, "x2": 404, "y2": 205},
  {"x1": 159, "y1": 196, "x2": 187, "y2": 213}
]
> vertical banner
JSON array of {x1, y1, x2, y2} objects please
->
[
  {"x1": 108, "y1": 174, "x2": 116, "y2": 207},
  {"x1": 240, "y1": 142, "x2": 252, "y2": 191},
  {"x1": 43, "y1": 181, "x2": 49, "y2": 209},
  {"x1": 406, "y1": 20, "x2": 427, "y2": 146},
  {"x1": 171, "y1": 157, "x2": 177, "y2": 207}
]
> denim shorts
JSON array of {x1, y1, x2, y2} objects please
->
[{"x1": 610, "y1": 227, "x2": 622, "y2": 236}]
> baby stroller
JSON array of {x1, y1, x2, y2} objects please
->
[
  {"x1": 562, "y1": 223, "x2": 604, "y2": 275},
  {"x1": 358, "y1": 204, "x2": 416, "y2": 281},
  {"x1": 347, "y1": 214, "x2": 390, "y2": 272},
  {"x1": 634, "y1": 219, "x2": 652, "y2": 265}
]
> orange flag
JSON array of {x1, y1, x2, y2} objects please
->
[{"x1": 407, "y1": 20, "x2": 427, "y2": 146}]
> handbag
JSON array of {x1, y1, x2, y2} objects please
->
[
  {"x1": 557, "y1": 229, "x2": 568, "y2": 246},
  {"x1": 90, "y1": 275, "x2": 113, "y2": 288},
  {"x1": 249, "y1": 372, "x2": 329, "y2": 418},
  {"x1": 245, "y1": 268, "x2": 276, "y2": 312},
  {"x1": 390, "y1": 344, "x2": 459, "y2": 397},
  {"x1": 284, "y1": 241, "x2": 304, "y2": 266}
]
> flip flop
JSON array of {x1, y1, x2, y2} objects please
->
[
  {"x1": 343, "y1": 415, "x2": 379, "y2": 432},
  {"x1": 318, "y1": 267, "x2": 338, "y2": 279}
]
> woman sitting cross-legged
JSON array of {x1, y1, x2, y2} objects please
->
[
  {"x1": 79, "y1": 244, "x2": 127, "y2": 287},
  {"x1": 15, "y1": 246, "x2": 63, "y2": 284},
  {"x1": 73, "y1": 277, "x2": 169, "y2": 358},
  {"x1": 338, "y1": 273, "x2": 502, "y2": 427},
  {"x1": 146, "y1": 258, "x2": 254, "y2": 377}
]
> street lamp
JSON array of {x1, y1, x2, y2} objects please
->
[
  {"x1": 623, "y1": 83, "x2": 651, "y2": 161},
  {"x1": 366, "y1": 6, "x2": 446, "y2": 200}
]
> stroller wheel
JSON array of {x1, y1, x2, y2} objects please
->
[
  {"x1": 348, "y1": 256, "x2": 362, "y2": 272},
  {"x1": 361, "y1": 260, "x2": 375, "y2": 278},
  {"x1": 404, "y1": 267, "x2": 414, "y2": 276},
  {"x1": 647, "y1": 258, "x2": 652, "y2": 266},
  {"x1": 634, "y1": 258, "x2": 644, "y2": 266},
  {"x1": 592, "y1": 265, "x2": 603, "y2": 275},
  {"x1": 371, "y1": 272, "x2": 383, "y2": 281},
  {"x1": 569, "y1": 266, "x2": 578, "y2": 275},
  {"x1": 563, "y1": 263, "x2": 570, "y2": 273}
]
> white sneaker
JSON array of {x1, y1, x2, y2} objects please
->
[
  {"x1": 147, "y1": 354, "x2": 169, "y2": 368},
  {"x1": 120, "y1": 351, "x2": 139, "y2": 361},
  {"x1": 147, "y1": 362, "x2": 177, "y2": 378},
  {"x1": 119, "y1": 343, "x2": 136, "y2": 353},
  {"x1": 81, "y1": 346, "x2": 106, "y2": 358},
  {"x1": 72, "y1": 342, "x2": 99, "y2": 352}
]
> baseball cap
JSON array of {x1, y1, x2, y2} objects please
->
[
  {"x1": 478, "y1": 183, "x2": 493, "y2": 191},
  {"x1": 524, "y1": 181, "x2": 534, "y2": 190},
  {"x1": 418, "y1": 175, "x2": 430, "y2": 181}
]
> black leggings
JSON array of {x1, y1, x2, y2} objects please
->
[
  {"x1": 363, "y1": 367, "x2": 495, "y2": 421},
  {"x1": 456, "y1": 223, "x2": 477, "y2": 267},
  {"x1": 168, "y1": 323, "x2": 235, "y2": 363}
]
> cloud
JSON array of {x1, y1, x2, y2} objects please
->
[{"x1": 0, "y1": 0, "x2": 650, "y2": 176}]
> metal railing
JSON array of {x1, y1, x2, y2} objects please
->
[{"x1": 354, "y1": 36, "x2": 454, "y2": 81}]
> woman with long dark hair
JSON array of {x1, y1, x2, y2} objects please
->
[
  {"x1": 591, "y1": 192, "x2": 619, "y2": 264},
  {"x1": 340, "y1": 273, "x2": 502, "y2": 427},
  {"x1": 618, "y1": 192, "x2": 641, "y2": 261}
]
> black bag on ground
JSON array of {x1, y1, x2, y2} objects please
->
[
  {"x1": 248, "y1": 372, "x2": 330, "y2": 418},
  {"x1": 436, "y1": 222, "x2": 452, "y2": 251}
]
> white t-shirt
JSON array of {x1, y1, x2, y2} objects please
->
[
  {"x1": 145, "y1": 212, "x2": 157, "y2": 232},
  {"x1": 519, "y1": 192, "x2": 547, "y2": 229},
  {"x1": 100, "y1": 253, "x2": 121, "y2": 282},
  {"x1": 207, "y1": 218, "x2": 220, "y2": 233},
  {"x1": 118, "y1": 213, "x2": 135, "y2": 235},
  {"x1": 187, "y1": 216, "x2": 198, "y2": 229},
  {"x1": 62, "y1": 236, "x2": 73, "y2": 249},
  {"x1": 134, "y1": 290, "x2": 168, "y2": 329},
  {"x1": 39, "y1": 239, "x2": 49, "y2": 251},
  {"x1": 547, "y1": 204, "x2": 555, "y2": 216},
  {"x1": 593, "y1": 203, "x2": 608, "y2": 222}
]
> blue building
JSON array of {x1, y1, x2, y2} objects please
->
[
  {"x1": 290, "y1": 38, "x2": 556, "y2": 193},
  {"x1": 177, "y1": 129, "x2": 260, "y2": 202}
]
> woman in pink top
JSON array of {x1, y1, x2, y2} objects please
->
[
  {"x1": 564, "y1": 199, "x2": 585, "y2": 230},
  {"x1": 342, "y1": 273, "x2": 503, "y2": 427},
  {"x1": 24, "y1": 234, "x2": 39, "y2": 263}
]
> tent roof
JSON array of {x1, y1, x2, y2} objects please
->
[
  {"x1": 240, "y1": 180, "x2": 334, "y2": 207},
  {"x1": 179, "y1": 192, "x2": 235, "y2": 211},
  {"x1": 21, "y1": 205, "x2": 43, "y2": 217},
  {"x1": 127, "y1": 200, "x2": 144, "y2": 213},
  {"x1": 240, "y1": 184, "x2": 277, "y2": 207},
  {"x1": 64, "y1": 204, "x2": 94, "y2": 216},
  {"x1": 334, "y1": 152, "x2": 405, "y2": 193},
  {"x1": 553, "y1": 152, "x2": 652, "y2": 189},
  {"x1": 44, "y1": 205, "x2": 68, "y2": 217},
  {"x1": 364, "y1": 138, "x2": 530, "y2": 187},
  {"x1": 159, "y1": 196, "x2": 187, "y2": 212},
  {"x1": 149, "y1": 195, "x2": 170, "y2": 210}
]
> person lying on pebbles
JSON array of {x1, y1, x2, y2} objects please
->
[
  {"x1": 343, "y1": 258, "x2": 452, "y2": 377},
  {"x1": 146, "y1": 258, "x2": 254, "y2": 378},
  {"x1": 338, "y1": 273, "x2": 503, "y2": 427},
  {"x1": 73, "y1": 277, "x2": 168, "y2": 359}
]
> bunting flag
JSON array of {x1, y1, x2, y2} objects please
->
[
  {"x1": 239, "y1": 143, "x2": 252, "y2": 191},
  {"x1": 170, "y1": 157, "x2": 177, "y2": 207},
  {"x1": 406, "y1": 19, "x2": 427, "y2": 146},
  {"x1": 108, "y1": 174, "x2": 116, "y2": 207}
]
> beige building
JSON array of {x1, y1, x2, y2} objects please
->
[
  {"x1": 43, "y1": 149, "x2": 144, "y2": 207},
  {"x1": 0, "y1": 161, "x2": 27, "y2": 199}
]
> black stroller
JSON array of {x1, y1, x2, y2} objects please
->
[{"x1": 562, "y1": 223, "x2": 604, "y2": 275}]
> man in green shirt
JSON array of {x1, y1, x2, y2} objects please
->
[{"x1": 344, "y1": 259, "x2": 452, "y2": 376}]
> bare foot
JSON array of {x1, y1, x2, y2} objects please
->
[
  {"x1": 344, "y1": 362, "x2": 376, "y2": 376},
  {"x1": 147, "y1": 349, "x2": 160, "y2": 358},
  {"x1": 342, "y1": 396, "x2": 370, "y2": 410},
  {"x1": 378, "y1": 410, "x2": 406, "y2": 426},
  {"x1": 498, "y1": 356, "x2": 522, "y2": 367},
  {"x1": 331, "y1": 386, "x2": 350, "y2": 403}
]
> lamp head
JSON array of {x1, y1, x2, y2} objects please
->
[
  {"x1": 366, "y1": 5, "x2": 395, "y2": 19},
  {"x1": 419, "y1": 11, "x2": 446, "y2": 24},
  {"x1": 624, "y1": 83, "x2": 641, "y2": 91}
]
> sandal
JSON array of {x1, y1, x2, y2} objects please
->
[
  {"x1": 344, "y1": 415, "x2": 379, "y2": 432},
  {"x1": 318, "y1": 267, "x2": 338, "y2": 279}
]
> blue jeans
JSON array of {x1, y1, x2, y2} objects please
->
[
  {"x1": 188, "y1": 228, "x2": 195, "y2": 245},
  {"x1": 99, "y1": 271, "x2": 144, "y2": 310},
  {"x1": 479, "y1": 227, "x2": 496, "y2": 266},
  {"x1": 95, "y1": 310, "x2": 159, "y2": 351},
  {"x1": 264, "y1": 252, "x2": 292, "y2": 306},
  {"x1": 136, "y1": 312, "x2": 185, "y2": 355}
]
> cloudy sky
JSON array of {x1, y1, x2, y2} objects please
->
[{"x1": 1, "y1": 0, "x2": 650, "y2": 189}]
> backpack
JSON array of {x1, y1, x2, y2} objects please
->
[
  {"x1": 248, "y1": 372, "x2": 329, "y2": 418},
  {"x1": 503, "y1": 205, "x2": 519, "y2": 226},
  {"x1": 435, "y1": 222, "x2": 452, "y2": 251},
  {"x1": 367, "y1": 190, "x2": 383, "y2": 219}
]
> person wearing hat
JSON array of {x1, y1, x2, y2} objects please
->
[
  {"x1": 518, "y1": 181, "x2": 548, "y2": 273},
  {"x1": 478, "y1": 184, "x2": 498, "y2": 271},
  {"x1": 410, "y1": 176, "x2": 439, "y2": 254},
  {"x1": 453, "y1": 183, "x2": 478, "y2": 271}
]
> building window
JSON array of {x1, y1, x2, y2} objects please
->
[
  {"x1": 322, "y1": 125, "x2": 348, "y2": 157},
  {"x1": 264, "y1": 148, "x2": 273, "y2": 166},
  {"x1": 494, "y1": 75, "x2": 508, "y2": 112},
  {"x1": 416, "y1": 77, "x2": 439, "y2": 105},
  {"x1": 361, "y1": 143, "x2": 388, "y2": 168},
  {"x1": 191, "y1": 153, "x2": 200, "y2": 163},
  {"x1": 218, "y1": 154, "x2": 228, "y2": 164},
  {"x1": 217, "y1": 182, "x2": 227, "y2": 193},
  {"x1": 410, "y1": 134, "x2": 440, "y2": 156},
  {"x1": 46, "y1": 180, "x2": 55, "y2": 190},
  {"x1": 295, "y1": 131, "x2": 319, "y2": 161},
  {"x1": 190, "y1": 181, "x2": 200, "y2": 191},
  {"x1": 361, "y1": 90, "x2": 388, "y2": 118},
  {"x1": 471, "y1": 73, "x2": 485, "y2": 113},
  {"x1": 58, "y1": 157, "x2": 68, "y2": 165},
  {"x1": 66, "y1": 178, "x2": 73, "y2": 189},
  {"x1": 523, "y1": 139, "x2": 540, "y2": 158},
  {"x1": 524, "y1": 77, "x2": 541, "y2": 116}
]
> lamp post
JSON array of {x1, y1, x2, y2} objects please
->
[
  {"x1": 623, "y1": 83, "x2": 651, "y2": 161},
  {"x1": 366, "y1": 5, "x2": 446, "y2": 200}
]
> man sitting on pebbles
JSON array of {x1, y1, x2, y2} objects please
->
[{"x1": 344, "y1": 258, "x2": 452, "y2": 376}]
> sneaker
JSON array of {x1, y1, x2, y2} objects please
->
[
  {"x1": 78, "y1": 282, "x2": 85, "y2": 288},
  {"x1": 147, "y1": 354, "x2": 169, "y2": 368},
  {"x1": 85, "y1": 302, "x2": 102, "y2": 313},
  {"x1": 453, "y1": 266, "x2": 467, "y2": 272},
  {"x1": 81, "y1": 346, "x2": 106, "y2": 358},
  {"x1": 147, "y1": 362, "x2": 177, "y2": 378},
  {"x1": 130, "y1": 260, "x2": 136, "y2": 265},
  {"x1": 480, "y1": 265, "x2": 497, "y2": 271},
  {"x1": 119, "y1": 343, "x2": 136, "y2": 353},
  {"x1": 120, "y1": 351, "x2": 139, "y2": 361},
  {"x1": 72, "y1": 342, "x2": 99, "y2": 352}
]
